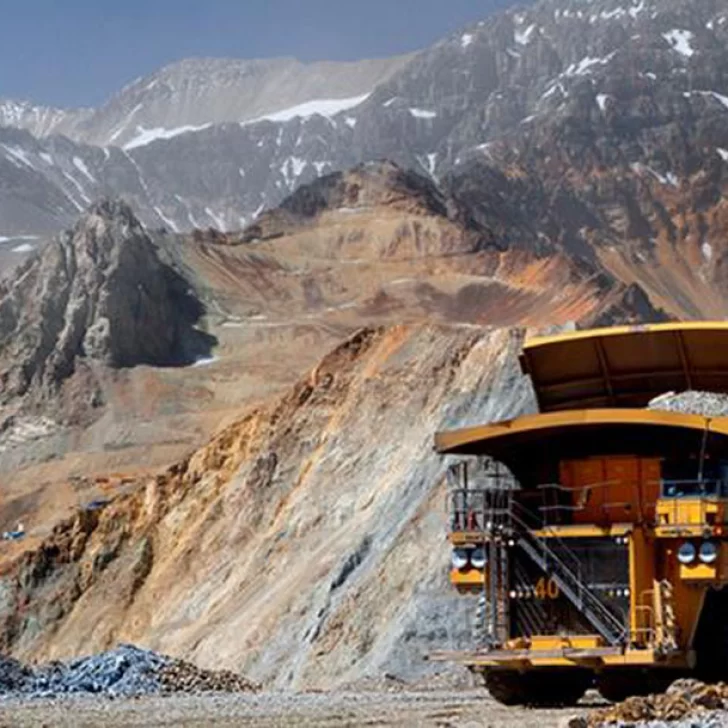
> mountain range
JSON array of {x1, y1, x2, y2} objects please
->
[{"x1": 2, "y1": 0, "x2": 728, "y2": 248}]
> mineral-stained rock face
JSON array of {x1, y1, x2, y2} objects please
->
[
  {"x1": 0, "y1": 324, "x2": 535, "y2": 689},
  {"x1": 0, "y1": 199, "x2": 213, "y2": 421}
]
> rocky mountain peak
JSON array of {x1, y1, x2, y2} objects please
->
[
  {"x1": 242, "y1": 161, "x2": 454, "y2": 243},
  {"x1": 0, "y1": 200, "x2": 213, "y2": 422},
  {"x1": 280, "y1": 161, "x2": 450, "y2": 218}
]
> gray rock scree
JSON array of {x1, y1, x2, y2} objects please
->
[{"x1": 0, "y1": 644, "x2": 258, "y2": 699}]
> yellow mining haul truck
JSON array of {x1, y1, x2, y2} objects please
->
[{"x1": 432, "y1": 322, "x2": 728, "y2": 706}]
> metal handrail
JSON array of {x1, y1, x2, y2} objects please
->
[
  {"x1": 661, "y1": 478, "x2": 725, "y2": 497},
  {"x1": 536, "y1": 480, "x2": 620, "y2": 493},
  {"x1": 510, "y1": 501, "x2": 584, "y2": 577},
  {"x1": 447, "y1": 482, "x2": 628, "y2": 644},
  {"x1": 509, "y1": 509, "x2": 627, "y2": 644}
]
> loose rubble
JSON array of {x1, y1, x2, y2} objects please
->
[
  {"x1": 586, "y1": 679, "x2": 728, "y2": 726},
  {"x1": 648, "y1": 391, "x2": 728, "y2": 418},
  {"x1": 0, "y1": 644, "x2": 259, "y2": 699}
]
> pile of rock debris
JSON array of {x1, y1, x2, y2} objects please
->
[
  {"x1": 647, "y1": 391, "x2": 728, "y2": 418},
  {"x1": 584, "y1": 679, "x2": 728, "y2": 727},
  {"x1": 0, "y1": 644, "x2": 258, "y2": 699}
]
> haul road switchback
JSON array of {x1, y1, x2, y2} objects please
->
[{"x1": 432, "y1": 322, "x2": 728, "y2": 706}]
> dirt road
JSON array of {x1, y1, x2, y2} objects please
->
[{"x1": 0, "y1": 690, "x2": 597, "y2": 727}]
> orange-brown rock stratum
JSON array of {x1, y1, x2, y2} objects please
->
[{"x1": 0, "y1": 325, "x2": 536, "y2": 689}]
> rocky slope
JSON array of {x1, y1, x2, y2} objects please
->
[
  {"x1": 0, "y1": 199, "x2": 213, "y2": 426},
  {"x1": 0, "y1": 325, "x2": 535, "y2": 689},
  {"x1": 0, "y1": 163, "x2": 607, "y2": 571},
  {"x1": 0, "y1": 160, "x2": 608, "y2": 555},
  {"x1": 3, "y1": 0, "x2": 728, "y2": 244}
]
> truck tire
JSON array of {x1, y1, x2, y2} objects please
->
[
  {"x1": 597, "y1": 672, "x2": 649, "y2": 702},
  {"x1": 597, "y1": 671, "x2": 674, "y2": 703},
  {"x1": 485, "y1": 669, "x2": 590, "y2": 707},
  {"x1": 526, "y1": 669, "x2": 592, "y2": 707},
  {"x1": 484, "y1": 670, "x2": 529, "y2": 706},
  {"x1": 695, "y1": 587, "x2": 728, "y2": 682}
]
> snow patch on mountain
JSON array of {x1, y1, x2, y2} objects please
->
[
  {"x1": 564, "y1": 51, "x2": 617, "y2": 77},
  {"x1": 62, "y1": 171, "x2": 92, "y2": 206},
  {"x1": 631, "y1": 162, "x2": 679, "y2": 187},
  {"x1": 109, "y1": 103, "x2": 144, "y2": 143},
  {"x1": 72, "y1": 157, "x2": 96, "y2": 183},
  {"x1": 205, "y1": 207, "x2": 227, "y2": 231},
  {"x1": 684, "y1": 90, "x2": 728, "y2": 109},
  {"x1": 124, "y1": 124, "x2": 212, "y2": 150},
  {"x1": 409, "y1": 108, "x2": 438, "y2": 119},
  {"x1": 154, "y1": 206, "x2": 179, "y2": 232},
  {"x1": 663, "y1": 29, "x2": 696, "y2": 58},
  {"x1": 281, "y1": 157, "x2": 307, "y2": 187},
  {"x1": 1, "y1": 144, "x2": 36, "y2": 170},
  {"x1": 246, "y1": 95, "x2": 370, "y2": 125},
  {"x1": 515, "y1": 23, "x2": 537, "y2": 45}
]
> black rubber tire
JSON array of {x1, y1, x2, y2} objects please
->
[
  {"x1": 484, "y1": 670, "x2": 529, "y2": 706},
  {"x1": 597, "y1": 671, "x2": 675, "y2": 703},
  {"x1": 525, "y1": 669, "x2": 592, "y2": 707},
  {"x1": 695, "y1": 587, "x2": 728, "y2": 682},
  {"x1": 597, "y1": 673, "x2": 648, "y2": 703},
  {"x1": 485, "y1": 669, "x2": 591, "y2": 707}
]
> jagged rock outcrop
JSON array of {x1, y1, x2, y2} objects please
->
[{"x1": 0, "y1": 200, "x2": 213, "y2": 422}]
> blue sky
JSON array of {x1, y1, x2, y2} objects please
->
[{"x1": 1, "y1": 0, "x2": 517, "y2": 108}]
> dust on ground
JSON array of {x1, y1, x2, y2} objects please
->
[{"x1": 0, "y1": 689, "x2": 599, "y2": 727}]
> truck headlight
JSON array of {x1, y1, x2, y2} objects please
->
[
  {"x1": 699, "y1": 541, "x2": 719, "y2": 564},
  {"x1": 470, "y1": 547, "x2": 487, "y2": 570},
  {"x1": 451, "y1": 548, "x2": 469, "y2": 570},
  {"x1": 678, "y1": 542, "x2": 697, "y2": 564}
]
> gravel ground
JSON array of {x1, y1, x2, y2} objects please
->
[{"x1": 0, "y1": 690, "x2": 597, "y2": 727}]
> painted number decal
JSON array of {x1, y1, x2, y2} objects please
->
[{"x1": 535, "y1": 576, "x2": 561, "y2": 600}]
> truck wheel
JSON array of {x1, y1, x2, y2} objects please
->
[
  {"x1": 526, "y1": 669, "x2": 592, "y2": 707},
  {"x1": 596, "y1": 671, "x2": 671, "y2": 702},
  {"x1": 485, "y1": 669, "x2": 590, "y2": 707},
  {"x1": 695, "y1": 587, "x2": 728, "y2": 682},
  {"x1": 484, "y1": 670, "x2": 528, "y2": 706}
]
